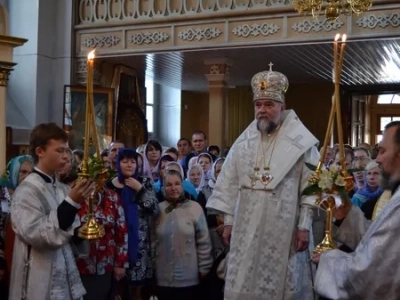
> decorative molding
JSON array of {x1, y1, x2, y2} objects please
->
[
  {"x1": 77, "y1": 0, "x2": 293, "y2": 25},
  {"x1": 178, "y1": 27, "x2": 222, "y2": 41},
  {"x1": 232, "y1": 23, "x2": 280, "y2": 37},
  {"x1": 292, "y1": 18, "x2": 344, "y2": 33},
  {"x1": 356, "y1": 13, "x2": 400, "y2": 29},
  {"x1": 0, "y1": 61, "x2": 17, "y2": 86},
  {"x1": 82, "y1": 35, "x2": 121, "y2": 48},
  {"x1": 128, "y1": 32, "x2": 169, "y2": 45},
  {"x1": 75, "y1": 5, "x2": 400, "y2": 55}
]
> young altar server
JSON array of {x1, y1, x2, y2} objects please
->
[{"x1": 9, "y1": 123, "x2": 96, "y2": 300}]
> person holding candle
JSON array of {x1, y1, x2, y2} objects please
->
[
  {"x1": 206, "y1": 67, "x2": 320, "y2": 300},
  {"x1": 312, "y1": 121, "x2": 400, "y2": 299},
  {"x1": 9, "y1": 123, "x2": 96, "y2": 300}
]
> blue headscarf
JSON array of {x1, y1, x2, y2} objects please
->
[
  {"x1": 116, "y1": 148, "x2": 139, "y2": 263},
  {"x1": 0, "y1": 155, "x2": 34, "y2": 190}
]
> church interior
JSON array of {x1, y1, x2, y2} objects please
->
[{"x1": 1, "y1": 0, "x2": 400, "y2": 299}]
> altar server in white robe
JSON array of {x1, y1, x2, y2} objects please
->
[
  {"x1": 313, "y1": 120, "x2": 400, "y2": 300},
  {"x1": 206, "y1": 66, "x2": 320, "y2": 300},
  {"x1": 9, "y1": 123, "x2": 95, "y2": 300}
]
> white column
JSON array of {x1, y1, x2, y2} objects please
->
[
  {"x1": 8, "y1": 0, "x2": 73, "y2": 144},
  {"x1": 0, "y1": 3, "x2": 27, "y2": 172}
]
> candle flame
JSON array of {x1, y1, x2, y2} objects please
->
[
  {"x1": 87, "y1": 49, "x2": 95, "y2": 60},
  {"x1": 342, "y1": 34, "x2": 347, "y2": 43},
  {"x1": 334, "y1": 33, "x2": 341, "y2": 41}
]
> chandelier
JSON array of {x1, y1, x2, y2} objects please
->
[{"x1": 292, "y1": 0, "x2": 372, "y2": 22}]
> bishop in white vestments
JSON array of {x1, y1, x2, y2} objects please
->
[
  {"x1": 207, "y1": 68, "x2": 320, "y2": 300},
  {"x1": 313, "y1": 121, "x2": 400, "y2": 300}
]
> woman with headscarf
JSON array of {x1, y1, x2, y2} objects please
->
[
  {"x1": 197, "y1": 153, "x2": 213, "y2": 183},
  {"x1": 165, "y1": 162, "x2": 198, "y2": 200},
  {"x1": 351, "y1": 160, "x2": 383, "y2": 210},
  {"x1": 187, "y1": 164, "x2": 205, "y2": 195},
  {"x1": 197, "y1": 158, "x2": 226, "y2": 300},
  {"x1": 142, "y1": 140, "x2": 162, "y2": 182},
  {"x1": 154, "y1": 169, "x2": 212, "y2": 300},
  {"x1": 0, "y1": 155, "x2": 34, "y2": 197},
  {"x1": 58, "y1": 148, "x2": 78, "y2": 186},
  {"x1": 74, "y1": 169, "x2": 128, "y2": 300},
  {"x1": 106, "y1": 148, "x2": 159, "y2": 300},
  {"x1": 0, "y1": 155, "x2": 34, "y2": 287}
]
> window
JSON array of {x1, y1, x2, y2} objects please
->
[
  {"x1": 377, "y1": 94, "x2": 400, "y2": 104},
  {"x1": 145, "y1": 77, "x2": 154, "y2": 133},
  {"x1": 377, "y1": 116, "x2": 400, "y2": 142}
]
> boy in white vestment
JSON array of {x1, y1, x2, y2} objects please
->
[{"x1": 9, "y1": 123, "x2": 95, "y2": 300}]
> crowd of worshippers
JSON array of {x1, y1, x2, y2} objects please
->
[
  {"x1": 0, "y1": 127, "x2": 229, "y2": 300},
  {"x1": 319, "y1": 142, "x2": 384, "y2": 222},
  {"x1": 0, "y1": 123, "x2": 387, "y2": 300}
]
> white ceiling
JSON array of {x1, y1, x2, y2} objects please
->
[{"x1": 104, "y1": 38, "x2": 400, "y2": 92}]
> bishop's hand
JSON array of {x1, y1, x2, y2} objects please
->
[
  {"x1": 295, "y1": 229, "x2": 309, "y2": 252},
  {"x1": 222, "y1": 225, "x2": 232, "y2": 246},
  {"x1": 311, "y1": 252, "x2": 321, "y2": 264}
]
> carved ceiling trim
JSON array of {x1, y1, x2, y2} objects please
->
[
  {"x1": 76, "y1": 0, "x2": 395, "y2": 28},
  {"x1": 76, "y1": 5, "x2": 400, "y2": 56}
]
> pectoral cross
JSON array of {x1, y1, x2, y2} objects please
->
[
  {"x1": 249, "y1": 168, "x2": 273, "y2": 187},
  {"x1": 284, "y1": 134, "x2": 304, "y2": 152}
]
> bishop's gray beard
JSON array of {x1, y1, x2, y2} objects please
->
[{"x1": 257, "y1": 119, "x2": 278, "y2": 134}]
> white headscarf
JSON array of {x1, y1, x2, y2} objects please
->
[
  {"x1": 187, "y1": 163, "x2": 205, "y2": 193},
  {"x1": 188, "y1": 156, "x2": 198, "y2": 169},
  {"x1": 197, "y1": 152, "x2": 213, "y2": 181},
  {"x1": 165, "y1": 161, "x2": 184, "y2": 178},
  {"x1": 208, "y1": 158, "x2": 225, "y2": 189}
]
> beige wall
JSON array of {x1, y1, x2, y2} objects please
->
[
  {"x1": 181, "y1": 82, "x2": 334, "y2": 146},
  {"x1": 181, "y1": 91, "x2": 209, "y2": 140}
]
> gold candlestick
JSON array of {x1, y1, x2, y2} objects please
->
[
  {"x1": 313, "y1": 34, "x2": 349, "y2": 255},
  {"x1": 78, "y1": 49, "x2": 105, "y2": 240}
]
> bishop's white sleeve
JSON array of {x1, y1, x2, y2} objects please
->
[
  {"x1": 206, "y1": 144, "x2": 239, "y2": 226},
  {"x1": 298, "y1": 145, "x2": 320, "y2": 230}
]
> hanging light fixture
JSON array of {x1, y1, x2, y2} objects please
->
[{"x1": 292, "y1": 0, "x2": 372, "y2": 22}]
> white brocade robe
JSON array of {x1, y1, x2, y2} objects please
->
[
  {"x1": 314, "y1": 187, "x2": 400, "y2": 300},
  {"x1": 207, "y1": 110, "x2": 320, "y2": 300},
  {"x1": 9, "y1": 173, "x2": 84, "y2": 300}
]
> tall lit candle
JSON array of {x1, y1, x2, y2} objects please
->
[
  {"x1": 338, "y1": 34, "x2": 347, "y2": 75},
  {"x1": 334, "y1": 34, "x2": 347, "y2": 175},
  {"x1": 333, "y1": 33, "x2": 340, "y2": 83},
  {"x1": 83, "y1": 49, "x2": 96, "y2": 162}
]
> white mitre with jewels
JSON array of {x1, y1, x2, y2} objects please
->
[{"x1": 251, "y1": 63, "x2": 289, "y2": 104}]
